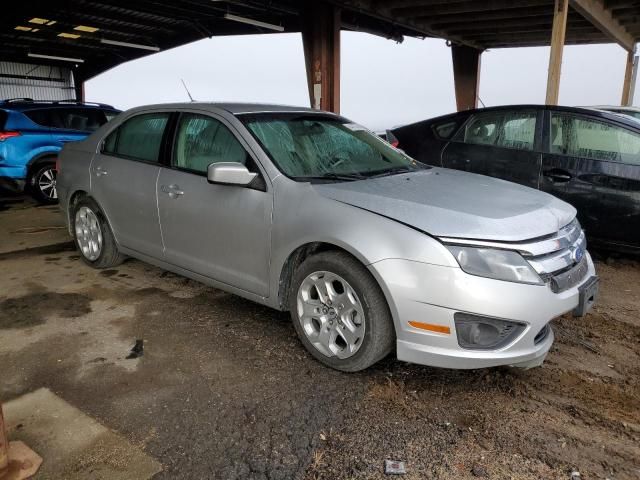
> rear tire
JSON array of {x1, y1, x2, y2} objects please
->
[
  {"x1": 289, "y1": 251, "x2": 395, "y2": 372},
  {"x1": 29, "y1": 161, "x2": 58, "y2": 204},
  {"x1": 72, "y1": 197, "x2": 125, "y2": 269}
]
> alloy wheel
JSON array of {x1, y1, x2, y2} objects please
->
[
  {"x1": 37, "y1": 166, "x2": 58, "y2": 200},
  {"x1": 296, "y1": 271, "x2": 366, "y2": 359},
  {"x1": 75, "y1": 206, "x2": 103, "y2": 261}
]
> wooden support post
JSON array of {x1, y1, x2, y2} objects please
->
[
  {"x1": 74, "y1": 75, "x2": 85, "y2": 102},
  {"x1": 301, "y1": 2, "x2": 341, "y2": 113},
  {"x1": 451, "y1": 44, "x2": 482, "y2": 111},
  {"x1": 621, "y1": 50, "x2": 636, "y2": 106},
  {"x1": 0, "y1": 407, "x2": 8, "y2": 478},
  {"x1": 546, "y1": 0, "x2": 569, "y2": 105}
]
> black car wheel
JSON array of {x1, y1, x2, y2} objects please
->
[{"x1": 29, "y1": 161, "x2": 58, "y2": 204}]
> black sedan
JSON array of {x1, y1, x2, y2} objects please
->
[{"x1": 391, "y1": 105, "x2": 640, "y2": 253}]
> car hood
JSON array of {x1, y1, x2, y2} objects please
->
[{"x1": 312, "y1": 168, "x2": 576, "y2": 242}]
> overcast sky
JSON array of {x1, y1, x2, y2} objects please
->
[{"x1": 86, "y1": 32, "x2": 637, "y2": 131}]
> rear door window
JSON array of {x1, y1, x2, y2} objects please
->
[
  {"x1": 103, "y1": 112, "x2": 170, "y2": 163},
  {"x1": 454, "y1": 111, "x2": 537, "y2": 151},
  {"x1": 0, "y1": 110, "x2": 7, "y2": 129},
  {"x1": 550, "y1": 113, "x2": 640, "y2": 165}
]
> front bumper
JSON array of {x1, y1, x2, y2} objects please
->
[{"x1": 369, "y1": 252, "x2": 596, "y2": 369}]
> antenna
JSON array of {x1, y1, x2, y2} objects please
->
[{"x1": 181, "y1": 79, "x2": 195, "y2": 102}]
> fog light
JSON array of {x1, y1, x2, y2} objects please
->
[{"x1": 454, "y1": 313, "x2": 526, "y2": 350}]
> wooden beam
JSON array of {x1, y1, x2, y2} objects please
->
[
  {"x1": 390, "y1": 0, "x2": 551, "y2": 18},
  {"x1": 569, "y1": 0, "x2": 635, "y2": 51},
  {"x1": 451, "y1": 44, "x2": 482, "y2": 111},
  {"x1": 547, "y1": 0, "x2": 569, "y2": 105},
  {"x1": 301, "y1": 3, "x2": 341, "y2": 113},
  {"x1": 621, "y1": 50, "x2": 637, "y2": 105}
]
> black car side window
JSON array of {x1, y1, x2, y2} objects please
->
[
  {"x1": 454, "y1": 111, "x2": 536, "y2": 152},
  {"x1": 550, "y1": 113, "x2": 640, "y2": 166},
  {"x1": 433, "y1": 121, "x2": 458, "y2": 139},
  {"x1": 102, "y1": 112, "x2": 169, "y2": 163}
]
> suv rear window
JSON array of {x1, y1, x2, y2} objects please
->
[{"x1": 25, "y1": 108, "x2": 110, "y2": 132}]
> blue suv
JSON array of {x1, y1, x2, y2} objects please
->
[{"x1": 0, "y1": 99, "x2": 120, "y2": 203}]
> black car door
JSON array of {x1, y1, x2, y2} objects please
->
[
  {"x1": 541, "y1": 110, "x2": 640, "y2": 250},
  {"x1": 441, "y1": 109, "x2": 543, "y2": 189}
]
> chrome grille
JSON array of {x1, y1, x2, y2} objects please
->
[{"x1": 439, "y1": 218, "x2": 589, "y2": 291}]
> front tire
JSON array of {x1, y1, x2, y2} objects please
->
[
  {"x1": 289, "y1": 251, "x2": 395, "y2": 372},
  {"x1": 72, "y1": 197, "x2": 125, "y2": 269},
  {"x1": 29, "y1": 161, "x2": 58, "y2": 204}
]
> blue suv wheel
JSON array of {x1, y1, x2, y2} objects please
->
[{"x1": 29, "y1": 159, "x2": 58, "y2": 204}]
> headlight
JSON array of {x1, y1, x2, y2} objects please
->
[{"x1": 446, "y1": 245, "x2": 543, "y2": 285}]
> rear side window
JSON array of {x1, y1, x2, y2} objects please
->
[
  {"x1": 24, "y1": 109, "x2": 57, "y2": 128},
  {"x1": 103, "y1": 112, "x2": 169, "y2": 163},
  {"x1": 433, "y1": 121, "x2": 458, "y2": 139},
  {"x1": 550, "y1": 113, "x2": 640, "y2": 165},
  {"x1": 0, "y1": 110, "x2": 7, "y2": 129},
  {"x1": 454, "y1": 111, "x2": 537, "y2": 151},
  {"x1": 25, "y1": 108, "x2": 109, "y2": 132}
]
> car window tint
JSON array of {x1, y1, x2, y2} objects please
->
[
  {"x1": 550, "y1": 113, "x2": 640, "y2": 165},
  {"x1": 173, "y1": 114, "x2": 247, "y2": 173},
  {"x1": 0, "y1": 110, "x2": 7, "y2": 129},
  {"x1": 25, "y1": 107, "x2": 108, "y2": 131},
  {"x1": 24, "y1": 109, "x2": 58, "y2": 128},
  {"x1": 107, "y1": 112, "x2": 169, "y2": 162},
  {"x1": 433, "y1": 121, "x2": 458, "y2": 139},
  {"x1": 455, "y1": 111, "x2": 536, "y2": 151}
]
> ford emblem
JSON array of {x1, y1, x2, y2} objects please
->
[{"x1": 571, "y1": 246, "x2": 584, "y2": 263}]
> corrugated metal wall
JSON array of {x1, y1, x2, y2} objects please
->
[{"x1": 0, "y1": 62, "x2": 76, "y2": 101}]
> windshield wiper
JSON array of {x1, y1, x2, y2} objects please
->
[
  {"x1": 365, "y1": 165, "x2": 420, "y2": 178},
  {"x1": 296, "y1": 172, "x2": 367, "y2": 182}
]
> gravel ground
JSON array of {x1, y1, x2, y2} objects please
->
[
  {"x1": 0, "y1": 199, "x2": 638, "y2": 479},
  {"x1": 303, "y1": 257, "x2": 640, "y2": 480}
]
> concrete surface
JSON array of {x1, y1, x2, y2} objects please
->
[
  {"x1": 4, "y1": 389, "x2": 161, "y2": 479},
  {"x1": 0, "y1": 194, "x2": 69, "y2": 254},
  {"x1": 1, "y1": 198, "x2": 639, "y2": 480}
]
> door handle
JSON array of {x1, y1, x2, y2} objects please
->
[
  {"x1": 160, "y1": 184, "x2": 184, "y2": 198},
  {"x1": 95, "y1": 166, "x2": 108, "y2": 177},
  {"x1": 543, "y1": 169, "x2": 572, "y2": 182}
]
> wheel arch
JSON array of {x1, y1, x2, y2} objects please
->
[
  {"x1": 65, "y1": 190, "x2": 89, "y2": 235},
  {"x1": 26, "y1": 150, "x2": 60, "y2": 178},
  {"x1": 277, "y1": 241, "x2": 381, "y2": 311}
]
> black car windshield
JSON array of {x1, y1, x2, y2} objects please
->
[{"x1": 240, "y1": 113, "x2": 427, "y2": 181}]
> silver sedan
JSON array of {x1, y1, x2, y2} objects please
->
[{"x1": 57, "y1": 103, "x2": 598, "y2": 371}]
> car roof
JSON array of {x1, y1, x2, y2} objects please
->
[
  {"x1": 121, "y1": 101, "x2": 335, "y2": 116},
  {"x1": 588, "y1": 105, "x2": 640, "y2": 112},
  {"x1": 393, "y1": 104, "x2": 640, "y2": 131},
  {"x1": 0, "y1": 99, "x2": 118, "y2": 111}
]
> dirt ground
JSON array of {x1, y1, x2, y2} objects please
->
[{"x1": 1, "y1": 197, "x2": 639, "y2": 479}]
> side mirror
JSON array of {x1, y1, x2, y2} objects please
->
[{"x1": 207, "y1": 162, "x2": 258, "y2": 186}]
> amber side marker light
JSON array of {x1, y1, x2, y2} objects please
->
[{"x1": 408, "y1": 321, "x2": 451, "y2": 334}]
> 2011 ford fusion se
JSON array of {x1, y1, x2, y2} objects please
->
[{"x1": 57, "y1": 103, "x2": 599, "y2": 372}]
